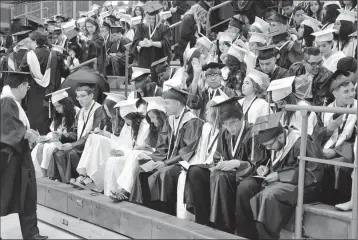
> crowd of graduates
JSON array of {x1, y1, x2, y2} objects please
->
[{"x1": 0, "y1": 0, "x2": 358, "y2": 239}]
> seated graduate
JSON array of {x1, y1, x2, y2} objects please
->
[
  {"x1": 313, "y1": 71, "x2": 356, "y2": 206},
  {"x1": 187, "y1": 62, "x2": 237, "y2": 120},
  {"x1": 238, "y1": 68, "x2": 270, "y2": 124},
  {"x1": 48, "y1": 83, "x2": 105, "y2": 183},
  {"x1": 177, "y1": 99, "x2": 221, "y2": 221},
  {"x1": 150, "y1": 56, "x2": 171, "y2": 87},
  {"x1": 105, "y1": 97, "x2": 167, "y2": 202},
  {"x1": 312, "y1": 29, "x2": 346, "y2": 73},
  {"x1": 1, "y1": 72, "x2": 48, "y2": 240},
  {"x1": 255, "y1": 45, "x2": 288, "y2": 81},
  {"x1": 194, "y1": 35, "x2": 215, "y2": 65},
  {"x1": 235, "y1": 112, "x2": 324, "y2": 240},
  {"x1": 130, "y1": 85, "x2": 204, "y2": 216},
  {"x1": 31, "y1": 88, "x2": 79, "y2": 178},
  {"x1": 267, "y1": 76, "x2": 318, "y2": 135},
  {"x1": 71, "y1": 92, "x2": 125, "y2": 192},
  {"x1": 184, "y1": 96, "x2": 267, "y2": 233},
  {"x1": 128, "y1": 67, "x2": 163, "y2": 99}
]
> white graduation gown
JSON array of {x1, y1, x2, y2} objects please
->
[
  {"x1": 103, "y1": 119, "x2": 150, "y2": 196},
  {"x1": 176, "y1": 122, "x2": 219, "y2": 220},
  {"x1": 239, "y1": 97, "x2": 270, "y2": 124},
  {"x1": 322, "y1": 51, "x2": 346, "y2": 72}
]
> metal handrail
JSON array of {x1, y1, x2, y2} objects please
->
[
  {"x1": 209, "y1": 18, "x2": 231, "y2": 30},
  {"x1": 13, "y1": 7, "x2": 49, "y2": 19},
  {"x1": 283, "y1": 104, "x2": 357, "y2": 239},
  {"x1": 206, "y1": 0, "x2": 232, "y2": 37}
]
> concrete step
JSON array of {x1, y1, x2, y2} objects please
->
[{"x1": 37, "y1": 178, "x2": 243, "y2": 239}]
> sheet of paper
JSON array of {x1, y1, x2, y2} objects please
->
[
  {"x1": 140, "y1": 160, "x2": 156, "y2": 172},
  {"x1": 179, "y1": 161, "x2": 190, "y2": 170},
  {"x1": 252, "y1": 175, "x2": 266, "y2": 179}
]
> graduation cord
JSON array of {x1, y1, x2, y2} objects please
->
[{"x1": 79, "y1": 102, "x2": 96, "y2": 138}]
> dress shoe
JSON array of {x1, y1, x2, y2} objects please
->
[{"x1": 29, "y1": 234, "x2": 48, "y2": 240}]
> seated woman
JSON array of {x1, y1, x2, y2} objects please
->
[
  {"x1": 105, "y1": 97, "x2": 167, "y2": 202},
  {"x1": 71, "y1": 93, "x2": 125, "y2": 191},
  {"x1": 238, "y1": 68, "x2": 270, "y2": 124},
  {"x1": 267, "y1": 76, "x2": 318, "y2": 135},
  {"x1": 31, "y1": 88, "x2": 79, "y2": 178},
  {"x1": 177, "y1": 100, "x2": 220, "y2": 220}
]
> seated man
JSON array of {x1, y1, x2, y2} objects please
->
[
  {"x1": 236, "y1": 112, "x2": 324, "y2": 239},
  {"x1": 187, "y1": 62, "x2": 236, "y2": 120},
  {"x1": 184, "y1": 96, "x2": 267, "y2": 233},
  {"x1": 255, "y1": 45, "x2": 288, "y2": 81},
  {"x1": 128, "y1": 67, "x2": 163, "y2": 99},
  {"x1": 150, "y1": 56, "x2": 171, "y2": 87},
  {"x1": 48, "y1": 83, "x2": 106, "y2": 183},
  {"x1": 106, "y1": 25, "x2": 132, "y2": 76},
  {"x1": 288, "y1": 47, "x2": 333, "y2": 107},
  {"x1": 130, "y1": 85, "x2": 204, "y2": 216},
  {"x1": 313, "y1": 72, "x2": 356, "y2": 206}
]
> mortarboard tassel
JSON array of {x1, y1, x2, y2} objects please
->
[{"x1": 49, "y1": 98, "x2": 51, "y2": 119}]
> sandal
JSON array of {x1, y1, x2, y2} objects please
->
[{"x1": 109, "y1": 191, "x2": 121, "y2": 202}]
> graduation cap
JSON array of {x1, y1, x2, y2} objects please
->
[
  {"x1": 54, "y1": 15, "x2": 66, "y2": 22},
  {"x1": 270, "y1": 14, "x2": 290, "y2": 24},
  {"x1": 329, "y1": 69, "x2": 353, "y2": 92},
  {"x1": 89, "y1": 4, "x2": 101, "y2": 11},
  {"x1": 217, "y1": 31, "x2": 236, "y2": 42},
  {"x1": 114, "y1": 99, "x2": 141, "y2": 118},
  {"x1": 110, "y1": 25, "x2": 124, "y2": 34},
  {"x1": 150, "y1": 56, "x2": 168, "y2": 72},
  {"x1": 159, "y1": 11, "x2": 172, "y2": 21},
  {"x1": 183, "y1": 45, "x2": 199, "y2": 63},
  {"x1": 267, "y1": 76, "x2": 295, "y2": 102},
  {"x1": 212, "y1": 95, "x2": 240, "y2": 107},
  {"x1": 227, "y1": 44, "x2": 247, "y2": 61},
  {"x1": 131, "y1": 67, "x2": 151, "y2": 81},
  {"x1": 131, "y1": 16, "x2": 142, "y2": 26},
  {"x1": 248, "y1": 32, "x2": 268, "y2": 44},
  {"x1": 100, "y1": 11, "x2": 111, "y2": 19},
  {"x1": 107, "y1": 14, "x2": 118, "y2": 22},
  {"x1": 323, "y1": 1, "x2": 341, "y2": 8},
  {"x1": 27, "y1": 16, "x2": 44, "y2": 29},
  {"x1": 196, "y1": 35, "x2": 213, "y2": 50},
  {"x1": 0, "y1": 71, "x2": 31, "y2": 83},
  {"x1": 349, "y1": 31, "x2": 357, "y2": 37},
  {"x1": 142, "y1": 1, "x2": 163, "y2": 16},
  {"x1": 252, "y1": 16, "x2": 270, "y2": 34},
  {"x1": 202, "y1": 62, "x2": 226, "y2": 71},
  {"x1": 245, "y1": 68, "x2": 270, "y2": 90},
  {"x1": 143, "y1": 96, "x2": 166, "y2": 113},
  {"x1": 229, "y1": 14, "x2": 246, "y2": 28},
  {"x1": 51, "y1": 44, "x2": 66, "y2": 54},
  {"x1": 198, "y1": 0, "x2": 210, "y2": 11},
  {"x1": 104, "y1": 92, "x2": 126, "y2": 102},
  {"x1": 20, "y1": 25, "x2": 34, "y2": 32},
  {"x1": 336, "y1": 9, "x2": 357, "y2": 23},
  {"x1": 46, "y1": 87, "x2": 70, "y2": 104},
  {"x1": 301, "y1": 15, "x2": 322, "y2": 32},
  {"x1": 311, "y1": 29, "x2": 337, "y2": 42},
  {"x1": 252, "y1": 112, "x2": 284, "y2": 143},
  {"x1": 163, "y1": 85, "x2": 192, "y2": 105},
  {"x1": 119, "y1": 14, "x2": 132, "y2": 24},
  {"x1": 11, "y1": 30, "x2": 32, "y2": 40}
]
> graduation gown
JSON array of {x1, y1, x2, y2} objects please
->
[
  {"x1": 131, "y1": 23, "x2": 172, "y2": 68},
  {"x1": 184, "y1": 123, "x2": 267, "y2": 232},
  {"x1": 106, "y1": 37, "x2": 131, "y2": 76},
  {"x1": 80, "y1": 34, "x2": 106, "y2": 76},
  {"x1": 176, "y1": 14, "x2": 198, "y2": 57},
  {"x1": 0, "y1": 88, "x2": 39, "y2": 238},
  {"x1": 239, "y1": 97, "x2": 270, "y2": 124},
  {"x1": 322, "y1": 51, "x2": 346, "y2": 73},
  {"x1": 276, "y1": 41, "x2": 303, "y2": 70},
  {"x1": 269, "y1": 66, "x2": 288, "y2": 81},
  {"x1": 127, "y1": 82, "x2": 163, "y2": 99}
]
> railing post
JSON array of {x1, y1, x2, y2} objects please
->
[
  {"x1": 352, "y1": 141, "x2": 358, "y2": 238},
  {"x1": 124, "y1": 49, "x2": 129, "y2": 99},
  {"x1": 295, "y1": 110, "x2": 308, "y2": 239},
  {"x1": 206, "y1": 8, "x2": 212, "y2": 37}
]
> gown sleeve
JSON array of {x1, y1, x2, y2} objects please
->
[
  {"x1": 157, "y1": 24, "x2": 172, "y2": 65},
  {"x1": 0, "y1": 98, "x2": 27, "y2": 154},
  {"x1": 150, "y1": 120, "x2": 170, "y2": 162}
]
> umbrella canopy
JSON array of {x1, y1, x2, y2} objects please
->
[{"x1": 60, "y1": 67, "x2": 110, "y2": 107}]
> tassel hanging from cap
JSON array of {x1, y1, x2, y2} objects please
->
[{"x1": 49, "y1": 99, "x2": 51, "y2": 119}]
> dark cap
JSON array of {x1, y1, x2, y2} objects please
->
[
  {"x1": 142, "y1": 1, "x2": 163, "y2": 16},
  {"x1": 202, "y1": 62, "x2": 226, "y2": 71},
  {"x1": 0, "y1": 71, "x2": 31, "y2": 85},
  {"x1": 110, "y1": 25, "x2": 124, "y2": 34},
  {"x1": 20, "y1": 25, "x2": 35, "y2": 31},
  {"x1": 11, "y1": 30, "x2": 32, "y2": 38},
  {"x1": 198, "y1": 0, "x2": 210, "y2": 11},
  {"x1": 55, "y1": 15, "x2": 66, "y2": 21},
  {"x1": 270, "y1": 14, "x2": 290, "y2": 24},
  {"x1": 337, "y1": 57, "x2": 357, "y2": 73},
  {"x1": 150, "y1": 56, "x2": 168, "y2": 68},
  {"x1": 254, "y1": 112, "x2": 284, "y2": 143},
  {"x1": 163, "y1": 87, "x2": 191, "y2": 105}
]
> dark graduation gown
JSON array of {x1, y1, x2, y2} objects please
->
[
  {"x1": 0, "y1": 97, "x2": 39, "y2": 238},
  {"x1": 80, "y1": 34, "x2": 106, "y2": 76},
  {"x1": 236, "y1": 130, "x2": 324, "y2": 239},
  {"x1": 276, "y1": 41, "x2": 303, "y2": 70},
  {"x1": 106, "y1": 37, "x2": 132, "y2": 76},
  {"x1": 171, "y1": 1, "x2": 193, "y2": 45},
  {"x1": 187, "y1": 85, "x2": 237, "y2": 120},
  {"x1": 47, "y1": 105, "x2": 108, "y2": 183},
  {"x1": 131, "y1": 23, "x2": 172, "y2": 68},
  {"x1": 268, "y1": 66, "x2": 288, "y2": 81},
  {"x1": 176, "y1": 14, "x2": 198, "y2": 58},
  {"x1": 184, "y1": 123, "x2": 267, "y2": 232}
]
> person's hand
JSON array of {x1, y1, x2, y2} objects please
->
[
  {"x1": 323, "y1": 149, "x2": 336, "y2": 159},
  {"x1": 264, "y1": 172, "x2": 279, "y2": 183},
  {"x1": 192, "y1": 58, "x2": 202, "y2": 74},
  {"x1": 110, "y1": 149, "x2": 124, "y2": 156},
  {"x1": 145, "y1": 40, "x2": 153, "y2": 47},
  {"x1": 59, "y1": 143, "x2": 73, "y2": 151},
  {"x1": 153, "y1": 161, "x2": 166, "y2": 170},
  {"x1": 256, "y1": 165, "x2": 269, "y2": 176},
  {"x1": 170, "y1": 6, "x2": 178, "y2": 13},
  {"x1": 327, "y1": 115, "x2": 344, "y2": 132},
  {"x1": 80, "y1": 35, "x2": 88, "y2": 42},
  {"x1": 25, "y1": 129, "x2": 40, "y2": 143},
  {"x1": 213, "y1": 160, "x2": 241, "y2": 171}
]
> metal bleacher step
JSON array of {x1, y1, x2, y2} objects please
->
[
  {"x1": 281, "y1": 203, "x2": 353, "y2": 239},
  {"x1": 37, "y1": 178, "x2": 243, "y2": 239}
]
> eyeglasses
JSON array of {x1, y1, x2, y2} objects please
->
[
  {"x1": 206, "y1": 73, "x2": 221, "y2": 78},
  {"x1": 305, "y1": 60, "x2": 323, "y2": 67}
]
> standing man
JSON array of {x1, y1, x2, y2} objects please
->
[{"x1": 0, "y1": 71, "x2": 48, "y2": 240}]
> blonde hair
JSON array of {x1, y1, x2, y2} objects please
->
[
  {"x1": 185, "y1": 4, "x2": 207, "y2": 22},
  {"x1": 14, "y1": 37, "x2": 34, "y2": 52}
]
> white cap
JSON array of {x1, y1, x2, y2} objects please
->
[
  {"x1": 46, "y1": 87, "x2": 70, "y2": 103},
  {"x1": 159, "y1": 11, "x2": 172, "y2": 21},
  {"x1": 336, "y1": 9, "x2": 357, "y2": 23},
  {"x1": 100, "y1": 11, "x2": 110, "y2": 19},
  {"x1": 196, "y1": 36, "x2": 213, "y2": 50},
  {"x1": 301, "y1": 15, "x2": 322, "y2": 32},
  {"x1": 311, "y1": 29, "x2": 337, "y2": 42},
  {"x1": 61, "y1": 19, "x2": 76, "y2": 32},
  {"x1": 163, "y1": 67, "x2": 186, "y2": 91},
  {"x1": 120, "y1": 14, "x2": 132, "y2": 24},
  {"x1": 131, "y1": 16, "x2": 142, "y2": 26},
  {"x1": 246, "y1": 68, "x2": 270, "y2": 89},
  {"x1": 143, "y1": 97, "x2": 166, "y2": 113},
  {"x1": 77, "y1": 17, "x2": 86, "y2": 26},
  {"x1": 211, "y1": 89, "x2": 230, "y2": 105},
  {"x1": 323, "y1": 1, "x2": 341, "y2": 8},
  {"x1": 217, "y1": 32, "x2": 236, "y2": 42},
  {"x1": 90, "y1": 4, "x2": 101, "y2": 11},
  {"x1": 267, "y1": 76, "x2": 295, "y2": 102},
  {"x1": 252, "y1": 16, "x2": 269, "y2": 34},
  {"x1": 115, "y1": 99, "x2": 144, "y2": 117},
  {"x1": 131, "y1": 67, "x2": 151, "y2": 81},
  {"x1": 51, "y1": 44, "x2": 66, "y2": 54},
  {"x1": 227, "y1": 44, "x2": 247, "y2": 61},
  {"x1": 184, "y1": 44, "x2": 199, "y2": 62},
  {"x1": 85, "y1": 10, "x2": 96, "y2": 17},
  {"x1": 248, "y1": 32, "x2": 267, "y2": 44},
  {"x1": 104, "y1": 92, "x2": 126, "y2": 103}
]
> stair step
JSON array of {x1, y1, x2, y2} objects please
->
[{"x1": 304, "y1": 203, "x2": 352, "y2": 222}]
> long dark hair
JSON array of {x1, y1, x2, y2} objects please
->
[
  {"x1": 125, "y1": 112, "x2": 145, "y2": 144},
  {"x1": 185, "y1": 49, "x2": 201, "y2": 87},
  {"x1": 53, "y1": 97, "x2": 77, "y2": 131},
  {"x1": 145, "y1": 109, "x2": 167, "y2": 147},
  {"x1": 303, "y1": 25, "x2": 315, "y2": 47},
  {"x1": 132, "y1": 6, "x2": 145, "y2": 18},
  {"x1": 279, "y1": 93, "x2": 302, "y2": 126},
  {"x1": 307, "y1": 0, "x2": 323, "y2": 21},
  {"x1": 322, "y1": 4, "x2": 340, "y2": 25},
  {"x1": 225, "y1": 54, "x2": 246, "y2": 92},
  {"x1": 335, "y1": 20, "x2": 356, "y2": 50},
  {"x1": 84, "y1": 17, "x2": 100, "y2": 39}
]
